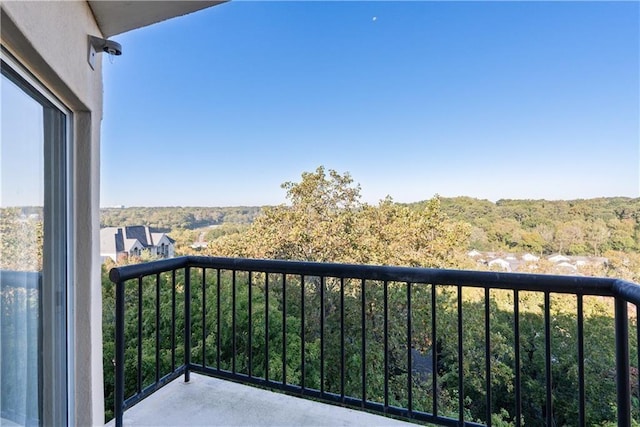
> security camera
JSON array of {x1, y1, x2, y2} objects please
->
[
  {"x1": 102, "y1": 39, "x2": 123, "y2": 56},
  {"x1": 88, "y1": 35, "x2": 122, "y2": 69},
  {"x1": 90, "y1": 36, "x2": 122, "y2": 56}
]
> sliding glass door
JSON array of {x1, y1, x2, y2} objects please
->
[{"x1": 1, "y1": 52, "x2": 70, "y2": 426}]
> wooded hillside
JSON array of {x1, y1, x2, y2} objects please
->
[
  {"x1": 100, "y1": 196, "x2": 640, "y2": 258},
  {"x1": 433, "y1": 196, "x2": 640, "y2": 255},
  {"x1": 100, "y1": 206, "x2": 261, "y2": 231}
]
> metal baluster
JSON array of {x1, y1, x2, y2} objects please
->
[
  {"x1": 432, "y1": 284, "x2": 438, "y2": 417},
  {"x1": 340, "y1": 277, "x2": 345, "y2": 402},
  {"x1": 171, "y1": 270, "x2": 176, "y2": 372},
  {"x1": 216, "y1": 269, "x2": 221, "y2": 371},
  {"x1": 361, "y1": 278, "x2": 366, "y2": 407},
  {"x1": 249, "y1": 271, "x2": 253, "y2": 377},
  {"x1": 265, "y1": 273, "x2": 270, "y2": 382},
  {"x1": 384, "y1": 280, "x2": 389, "y2": 413},
  {"x1": 137, "y1": 276, "x2": 143, "y2": 392},
  {"x1": 184, "y1": 267, "x2": 191, "y2": 382},
  {"x1": 115, "y1": 279, "x2": 125, "y2": 427},
  {"x1": 615, "y1": 298, "x2": 631, "y2": 427},
  {"x1": 202, "y1": 268, "x2": 206, "y2": 368},
  {"x1": 155, "y1": 273, "x2": 160, "y2": 383},
  {"x1": 457, "y1": 285, "x2": 463, "y2": 424},
  {"x1": 514, "y1": 290, "x2": 521, "y2": 427},
  {"x1": 301, "y1": 275, "x2": 306, "y2": 390},
  {"x1": 577, "y1": 295, "x2": 585, "y2": 427},
  {"x1": 544, "y1": 292, "x2": 552, "y2": 426},
  {"x1": 282, "y1": 274, "x2": 287, "y2": 385},
  {"x1": 232, "y1": 270, "x2": 236, "y2": 374},
  {"x1": 408, "y1": 282, "x2": 413, "y2": 417},
  {"x1": 485, "y1": 287, "x2": 491, "y2": 427},
  {"x1": 320, "y1": 276, "x2": 325, "y2": 395}
]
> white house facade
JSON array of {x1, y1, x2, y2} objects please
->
[{"x1": 100, "y1": 226, "x2": 175, "y2": 262}]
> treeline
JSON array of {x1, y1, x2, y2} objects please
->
[
  {"x1": 100, "y1": 197, "x2": 639, "y2": 259},
  {"x1": 412, "y1": 197, "x2": 640, "y2": 256},
  {"x1": 100, "y1": 206, "x2": 262, "y2": 231}
]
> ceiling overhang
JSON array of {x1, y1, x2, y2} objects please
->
[{"x1": 88, "y1": 1, "x2": 227, "y2": 38}]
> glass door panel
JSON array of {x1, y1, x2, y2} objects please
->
[{"x1": 1, "y1": 56, "x2": 68, "y2": 426}]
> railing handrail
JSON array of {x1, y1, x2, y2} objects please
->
[
  {"x1": 613, "y1": 278, "x2": 640, "y2": 306},
  {"x1": 110, "y1": 255, "x2": 632, "y2": 298}
]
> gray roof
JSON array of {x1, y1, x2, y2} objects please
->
[
  {"x1": 100, "y1": 226, "x2": 172, "y2": 255},
  {"x1": 122, "y1": 226, "x2": 151, "y2": 246},
  {"x1": 151, "y1": 232, "x2": 175, "y2": 245},
  {"x1": 100, "y1": 227, "x2": 122, "y2": 254},
  {"x1": 123, "y1": 238, "x2": 142, "y2": 252}
]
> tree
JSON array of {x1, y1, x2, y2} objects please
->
[
  {"x1": 554, "y1": 221, "x2": 585, "y2": 255},
  {"x1": 486, "y1": 218, "x2": 522, "y2": 251},
  {"x1": 608, "y1": 218, "x2": 637, "y2": 252},
  {"x1": 585, "y1": 219, "x2": 610, "y2": 256},
  {"x1": 519, "y1": 231, "x2": 545, "y2": 255},
  {"x1": 207, "y1": 166, "x2": 470, "y2": 269}
]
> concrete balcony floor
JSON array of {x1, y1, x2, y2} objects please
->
[{"x1": 107, "y1": 373, "x2": 416, "y2": 426}]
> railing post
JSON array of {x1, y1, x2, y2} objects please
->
[
  {"x1": 614, "y1": 297, "x2": 631, "y2": 427},
  {"x1": 115, "y1": 280, "x2": 125, "y2": 427},
  {"x1": 184, "y1": 266, "x2": 191, "y2": 382}
]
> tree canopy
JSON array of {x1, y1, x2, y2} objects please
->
[{"x1": 206, "y1": 166, "x2": 472, "y2": 268}]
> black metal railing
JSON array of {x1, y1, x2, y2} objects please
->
[{"x1": 110, "y1": 256, "x2": 640, "y2": 427}]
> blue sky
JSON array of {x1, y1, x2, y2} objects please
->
[{"x1": 101, "y1": 1, "x2": 639, "y2": 207}]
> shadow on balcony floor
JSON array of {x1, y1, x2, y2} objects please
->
[{"x1": 106, "y1": 373, "x2": 416, "y2": 426}]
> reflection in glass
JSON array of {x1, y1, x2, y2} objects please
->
[{"x1": 0, "y1": 72, "x2": 44, "y2": 426}]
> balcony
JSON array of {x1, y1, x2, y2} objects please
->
[{"x1": 107, "y1": 256, "x2": 640, "y2": 426}]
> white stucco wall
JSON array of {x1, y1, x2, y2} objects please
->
[{"x1": 1, "y1": 1, "x2": 104, "y2": 425}]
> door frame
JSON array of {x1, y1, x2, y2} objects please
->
[{"x1": 1, "y1": 47, "x2": 75, "y2": 427}]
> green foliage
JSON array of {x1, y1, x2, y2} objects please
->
[
  {"x1": 99, "y1": 187, "x2": 640, "y2": 258},
  {"x1": 203, "y1": 223, "x2": 249, "y2": 242},
  {"x1": 206, "y1": 166, "x2": 472, "y2": 268},
  {"x1": 100, "y1": 206, "x2": 261, "y2": 231},
  {"x1": 602, "y1": 250, "x2": 640, "y2": 283},
  {"x1": 431, "y1": 197, "x2": 640, "y2": 255}
]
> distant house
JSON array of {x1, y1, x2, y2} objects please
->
[
  {"x1": 100, "y1": 226, "x2": 175, "y2": 262},
  {"x1": 488, "y1": 258, "x2": 511, "y2": 271},
  {"x1": 522, "y1": 253, "x2": 540, "y2": 262},
  {"x1": 549, "y1": 254, "x2": 570, "y2": 263},
  {"x1": 556, "y1": 261, "x2": 578, "y2": 272}
]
